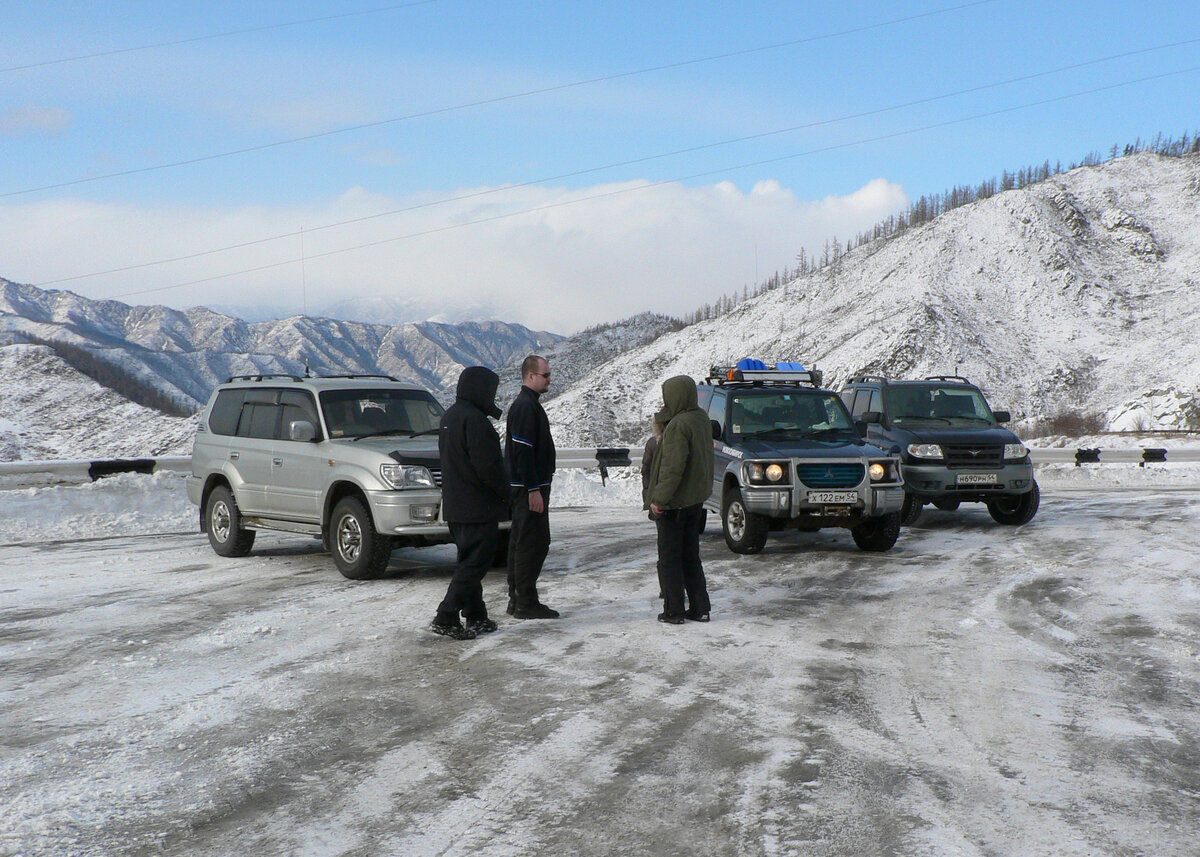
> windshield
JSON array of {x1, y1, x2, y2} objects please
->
[
  {"x1": 885, "y1": 385, "x2": 994, "y2": 425},
  {"x1": 319, "y1": 388, "x2": 444, "y2": 439},
  {"x1": 729, "y1": 392, "x2": 855, "y2": 438}
]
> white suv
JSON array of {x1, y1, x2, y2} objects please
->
[{"x1": 187, "y1": 374, "x2": 502, "y2": 579}]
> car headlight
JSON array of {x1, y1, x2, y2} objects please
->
[
  {"x1": 868, "y1": 460, "x2": 899, "y2": 482},
  {"x1": 907, "y1": 443, "x2": 943, "y2": 460},
  {"x1": 1003, "y1": 442, "x2": 1028, "y2": 460},
  {"x1": 379, "y1": 463, "x2": 436, "y2": 489},
  {"x1": 747, "y1": 462, "x2": 789, "y2": 484}
]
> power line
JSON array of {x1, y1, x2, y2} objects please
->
[
  {"x1": 96, "y1": 65, "x2": 1200, "y2": 301},
  {"x1": 0, "y1": 1, "x2": 445, "y2": 74},
  {"x1": 32, "y1": 38, "x2": 1200, "y2": 288},
  {"x1": 2, "y1": 0, "x2": 1003, "y2": 199}
]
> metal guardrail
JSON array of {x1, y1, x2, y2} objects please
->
[
  {"x1": 4, "y1": 446, "x2": 1200, "y2": 488},
  {"x1": 0, "y1": 450, "x2": 638, "y2": 486}
]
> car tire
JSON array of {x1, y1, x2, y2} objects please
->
[
  {"x1": 722, "y1": 488, "x2": 768, "y2": 554},
  {"x1": 205, "y1": 485, "x2": 256, "y2": 557},
  {"x1": 932, "y1": 498, "x2": 961, "y2": 511},
  {"x1": 986, "y1": 480, "x2": 1040, "y2": 525},
  {"x1": 851, "y1": 511, "x2": 902, "y2": 552},
  {"x1": 330, "y1": 496, "x2": 393, "y2": 579},
  {"x1": 900, "y1": 492, "x2": 922, "y2": 526}
]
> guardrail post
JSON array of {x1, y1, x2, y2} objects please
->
[
  {"x1": 1074, "y1": 448, "x2": 1101, "y2": 467},
  {"x1": 594, "y1": 448, "x2": 633, "y2": 486},
  {"x1": 1141, "y1": 448, "x2": 1167, "y2": 467}
]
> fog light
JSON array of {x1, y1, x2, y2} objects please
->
[{"x1": 410, "y1": 504, "x2": 439, "y2": 522}]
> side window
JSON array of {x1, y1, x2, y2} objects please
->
[
  {"x1": 839, "y1": 389, "x2": 857, "y2": 412},
  {"x1": 849, "y1": 388, "x2": 872, "y2": 418},
  {"x1": 706, "y1": 391, "x2": 727, "y2": 437},
  {"x1": 279, "y1": 391, "x2": 320, "y2": 440},
  {"x1": 868, "y1": 389, "x2": 883, "y2": 414},
  {"x1": 236, "y1": 389, "x2": 280, "y2": 439},
  {"x1": 208, "y1": 389, "x2": 246, "y2": 436},
  {"x1": 696, "y1": 385, "x2": 713, "y2": 412}
]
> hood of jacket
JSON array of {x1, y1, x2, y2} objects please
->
[
  {"x1": 655, "y1": 375, "x2": 699, "y2": 423},
  {"x1": 456, "y1": 366, "x2": 502, "y2": 419}
]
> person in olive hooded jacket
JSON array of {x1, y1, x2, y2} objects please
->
[
  {"x1": 643, "y1": 375, "x2": 715, "y2": 624},
  {"x1": 432, "y1": 366, "x2": 510, "y2": 640}
]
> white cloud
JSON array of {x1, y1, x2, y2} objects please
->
[
  {"x1": 0, "y1": 106, "x2": 70, "y2": 137},
  {"x1": 0, "y1": 177, "x2": 907, "y2": 333}
]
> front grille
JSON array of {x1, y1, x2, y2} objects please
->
[
  {"x1": 428, "y1": 467, "x2": 443, "y2": 488},
  {"x1": 942, "y1": 444, "x2": 1003, "y2": 467},
  {"x1": 796, "y1": 463, "x2": 864, "y2": 488}
]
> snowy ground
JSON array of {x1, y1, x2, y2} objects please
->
[{"x1": 2, "y1": 466, "x2": 1199, "y2": 856}]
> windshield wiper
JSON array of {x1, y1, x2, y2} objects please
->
[
  {"x1": 894, "y1": 414, "x2": 951, "y2": 424},
  {"x1": 804, "y1": 427, "x2": 854, "y2": 438},
  {"x1": 409, "y1": 427, "x2": 440, "y2": 437},
  {"x1": 350, "y1": 429, "x2": 412, "y2": 441}
]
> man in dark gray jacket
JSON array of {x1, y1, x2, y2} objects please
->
[{"x1": 432, "y1": 366, "x2": 510, "y2": 640}]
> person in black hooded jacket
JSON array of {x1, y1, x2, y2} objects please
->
[{"x1": 431, "y1": 366, "x2": 510, "y2": 640}]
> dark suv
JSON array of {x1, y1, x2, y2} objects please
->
[
  {"x1": 700, "y1": 361, "x2": 904, "y2": 554},
  {"x1": 840, "y1": 375, "x2": 1038, "y2": 525}
]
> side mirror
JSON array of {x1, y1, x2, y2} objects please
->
[
  {"x1": 289, "y1": 420, "x2": 318, "y2": 442},
  {"x1": 992, "y1": 410, "x2": 1011, "y2": 423},
  {"x1": 860, "y1": 410, "x2": 883, "y2": 425},
  {"x1": 711, "y1": 419, "x2": 722, "y2": 440}
]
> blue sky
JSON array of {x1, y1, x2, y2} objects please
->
[{"x1": 2, "y1": 0, "x2": 1197, "y2": 332}]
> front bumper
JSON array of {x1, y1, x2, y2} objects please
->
[
  {"x1": 903, "y1": 460, "x2": 1035, "y2": 501},
  {"x1": 739, "y1": 459, "x2": 905, "y2": 521},
  {"x1": 365, "y1": 489, "x2": 512, "y2": 538}
]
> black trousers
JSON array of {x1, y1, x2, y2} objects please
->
[
  {"x1": 436, "y1": 520, "x2": 499, "y2": 624},
  {"x1": 656, "y1": 503, "x2": 710, "y2": 618},
  {"x1": 507, "y1": 486, "x2": 551, "y2": 609}
]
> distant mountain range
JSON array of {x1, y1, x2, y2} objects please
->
[{"x1": 3, "y1": 151, "x2": 1198, "y2": 459}]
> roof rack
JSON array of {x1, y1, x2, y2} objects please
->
[
  {"x1": 924, "y1": 375, "x2": 972, "y2": 384},
  {"x1": 848, "y1": 374, "x2": 888, "y2": 384},
  {"x1": 706, "y1": 360, "x2": 823, "y2": 389},
  {"x1": 226, "y1": 373, "x2": 304, "y2": 383},
  {"x1": 315, "y1": 373, "x2": 401, "y2": 382}
]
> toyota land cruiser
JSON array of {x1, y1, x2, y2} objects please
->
[{"x1": 187, "y1": 374, "x2": 507, "y2": 579}]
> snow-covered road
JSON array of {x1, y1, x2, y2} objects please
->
[{"x1": 2, "y1": 477, "x2": 1199, "y2": 856}]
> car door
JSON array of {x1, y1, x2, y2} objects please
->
[
  {"x1": 269, "y1": 390, "x2": 325, "y2": 522},
  {"x1": 229, "y1": 389, "x2": 280, "y2": 516},
  {"x1": 707, "y1": 390, "x2": 731, "y2": 504}
]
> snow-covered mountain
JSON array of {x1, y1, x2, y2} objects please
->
[
  {"x1": 0, "y1": 345, "x2": 196, "y2": 460},
  {"x1": 318, "y1": 295, "x2": 506, "y2": 326},
  {"x1": 3, "y1": 151, "x2": 1198, "y2": 459},
  {"x1": 544, "y1": 152, "x2": 1200, "y2": 445},
  {"x1": 0, "y1": 280, "x2": 560, "y2": 412}
]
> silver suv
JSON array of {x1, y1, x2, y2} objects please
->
[{"x1": 187, "y1": 374, "x2": 497, "y2": 579}]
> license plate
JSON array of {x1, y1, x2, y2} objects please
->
[
  {"x1": 807, "y1": 490, "x2": 859, "y2": 504},
  {"x1": 957, "y1": 473, "x2": 997, "y2": 485}
]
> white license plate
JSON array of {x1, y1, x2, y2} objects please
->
[
  {"x1": 807, "y1": 490, "x2": 859, "y2": 504},
  {"x1": 957, "y1": 473, "x2": 997, "y2": 485}
]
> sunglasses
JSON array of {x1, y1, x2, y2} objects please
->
[{"x1": 533, "y1": 372, "x2": 551, "y2": 379}]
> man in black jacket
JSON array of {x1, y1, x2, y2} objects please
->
[
  {"x1": 504, "y1": 355, "x2": 558, "y2": 619},
  {"x1": 432, "y1": 366, "x2": 510, "y2": 640}
]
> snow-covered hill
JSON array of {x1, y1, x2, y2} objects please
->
[
  {"x1": 0, "y1": 345, "x2": 196, "y2": 460},
  {"x1": 545, "y1": 152, "x2": 1200, "y2": 445}
]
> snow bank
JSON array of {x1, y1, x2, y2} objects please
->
[{"x1": 0, "y1": 467, "x2": 644, "y2": 546}]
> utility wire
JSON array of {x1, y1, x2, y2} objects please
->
[
  {"x1": 33, "y1": 38, "x2": 1200, "y2": 288},
  {"x1": 3, "y1": 0, "x2": 1002, "y2": 198},
  {"x1": 0, "y1": 1, "x2": 445, "y2": 74},
  {"x1": 97, "y1": 64, "x2": 1200, "y2": 301}
]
